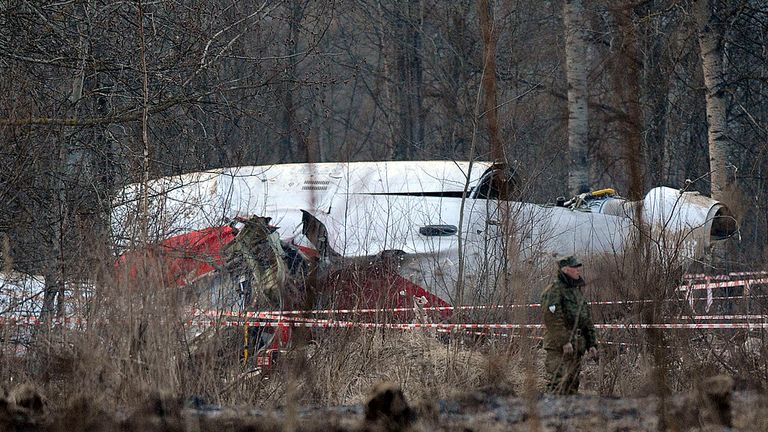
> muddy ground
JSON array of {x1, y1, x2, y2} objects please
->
[
  {"x1": 190, "y1": 388, "x2": 766, "y2": 431},
  {"x1": 3, "y1": 379, "x2": 767, "y2": 431}
]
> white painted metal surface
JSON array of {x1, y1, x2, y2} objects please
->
[
  {"x1": 111, "y1": 161, "x2": 736, "y2": 303},
  {"x1": 112, "y1": 161, "x2": 492, "y2": 247}
]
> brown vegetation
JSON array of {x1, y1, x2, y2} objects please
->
[
  {"x1": 2, "y1": 1, "x2": 768, "y2": 430},
  {"x1": 1, "y1": 241, "x2": 767, "y2": 431}
]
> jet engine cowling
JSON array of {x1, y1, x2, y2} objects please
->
[{"x1": 585, "y1": 186, "x2": 738, "y2": 257}]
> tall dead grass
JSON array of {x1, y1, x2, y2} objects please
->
[{"x1": 1, "y1": 228, "x2": 766, "y2": 424}]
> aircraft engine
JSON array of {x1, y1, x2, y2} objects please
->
[{"x1": 583, "y1": 186, "x2": 738, "y2": 254}]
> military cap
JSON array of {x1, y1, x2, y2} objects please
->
[{"x1": 557, "y1": 255, "x2": 583, "y2": 268}]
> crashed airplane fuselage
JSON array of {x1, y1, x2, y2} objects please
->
[{"x1": 111, "y1": 161, "x2": 737, "y2": 307}]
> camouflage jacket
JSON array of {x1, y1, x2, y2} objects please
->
[{"x1": 540, "y1": 272, "x2": 597, "y2": 353}]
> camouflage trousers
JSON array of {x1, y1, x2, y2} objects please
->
[{"x1": 544, "y1": 349, "x2": 582, "y2": 395}]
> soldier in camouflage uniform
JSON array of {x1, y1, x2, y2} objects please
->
[{"x1": 540, "y1": 255, "x2": 598, "y2": 395}]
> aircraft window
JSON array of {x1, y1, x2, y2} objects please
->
[
  {"x1": 419, "y1": 225, "x2": 458, "y2": 236},
  {"x1": 362, "y1": 191, "x2": 467, "y2": 198},
  {"x1": 473, "y1": 168, "x2": 517, "y2": 200}
]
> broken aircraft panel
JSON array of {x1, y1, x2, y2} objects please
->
[{"x1": 111, "y1": 161, "x2": 738, "y2": 307}]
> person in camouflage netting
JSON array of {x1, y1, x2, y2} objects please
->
[{"x1": 540, "y1": 255, "x2": 598, "y2": 395}]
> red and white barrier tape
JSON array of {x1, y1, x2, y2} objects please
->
[
  {"x1": 182, "y1": 319, "x2": 768, "y2": 331},
  {"x1": 3, "y1": 315, "x2": 767, "y2": 331},
  {"x1": 455, "y1": 329, "x2": 650, "y2": 348},
  {"x1": 267, "y1": 276, "x2": 767, "y2": 317},
  {"x1": 4, "y1": 281, "x2": 768, "y2": 332},
  {"x1": 684, "y1": 271, "x2": 768, "y2": 280},
  {"x1": 193, "y1": 292, "x2": 767, "y2": 319},
  {"x1": 0, "y1": 317, "x2": 87, "y2": 326},
  {"x1": 195, "y1": 304, "x2": 535, "y2": 317},
  {"x1": 263, "y1": 310, "x2": 768, "y2": 326},
  {"x1": 190, "y1": 308, "x2": 276, "y2": 319},
  {"x1": 679, "y1": 278, "x2": 768, "y2": 291},
  {"x1": 684, "y1": 315, "x2": 768, "y2": 321},
  {"x1": 184, "y1": 319, "x2": 542, "y2": 330},
  {"x1": 596, "y1": 322, "x2": 768, "y2": 329}
]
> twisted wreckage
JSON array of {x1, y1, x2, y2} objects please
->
[{"x1": 111, "y1": 161, "x2": 738, "y2": 359}]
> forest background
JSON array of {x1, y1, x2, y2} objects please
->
[
  {"x1": 1, "y1": 0, "x2": 767, "y2": 338},
  {"x1": 0, "y1": 0, "x2": 768, "y2": 418}
]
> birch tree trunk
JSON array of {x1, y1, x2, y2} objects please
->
[
  {"x1": 138, "y1": 0, "x2": 150, "y2": 246},
  {"x1": 695, "y1": 0, "x2": 730, "y2": 201},
  {"x1": 563, "y1": 0, "x2": 590, "y2": 196}
]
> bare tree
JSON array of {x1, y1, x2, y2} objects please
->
[
  {"x1": 563, "y1": 0, "x2": 590, "y2": 195},
  {"x1": 608, "y1": 3, "x2": 645, "y2": 201},
  {"x1": 476, "y1": 0, "x2": 505, "y2": 163},
  {"x1": 694, "y1": 0, "x2": 733, "y2": 201},
  {"x1": 393, "y1": 0, "x2": 425, "y2": 160}
]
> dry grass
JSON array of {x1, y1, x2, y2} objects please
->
[{"x1": 0, "y1": 236, "x2": 767, "y2": 432}]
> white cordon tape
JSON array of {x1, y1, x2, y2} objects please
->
[
  {"x1": 454, "y1": 329, "x2": 649, "y2": 347},
  {"x1": 684, "y1": 271, "x2": 768, "y2": 280},
  {"x1": 596, "y1": 323, "x2": 768, "y2": 329},
  {"x1": 185, "y1": 319, "x2": 538, "y2": 330},
  {"x1": 679, "y1": 278, "x2": 768, "y2": 291},
  {"x1": 2, "y1": 315, "x2": 767, "y2": 331},
  {"x1": 216, "y1": 292, "x2": 767, "y2": 318},
  {"x1": 3, "y1": 275, "x2": 767, "y2": 331},
  {"x1": 190, "y1": 308, "x2": 276, "y2": 319},
  {"x1": 3, "y1": 275, "x2": 764, "y2": 322},
  {"x1": 5, "y1": 295, "x2": 766, "y2": 328},
  {"x1": 181, "y1": 319, "x2": 768, "y2": 330},
  {"x1": 194, "y1": 304, "x2": 530, "y2": 317},
  {"x1": 4, "y1": 291, "x2": 762, "y2": 328},
  {"x1": 262, "y1": 277, "x2": 768, "y2": 317},
  {"x1": 686, "y1": 315, "x2": 768, "y2": 321},
  {"x1": 224, "y1": 310, "x2": 768, "y2": 331},
  {"x1": 0, "y1": 317, "x2": 87, "y2": 326}
]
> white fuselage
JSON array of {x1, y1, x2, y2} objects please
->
[{"x1": 111, "y1": 161, "x2": 733, "y2": 304}]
